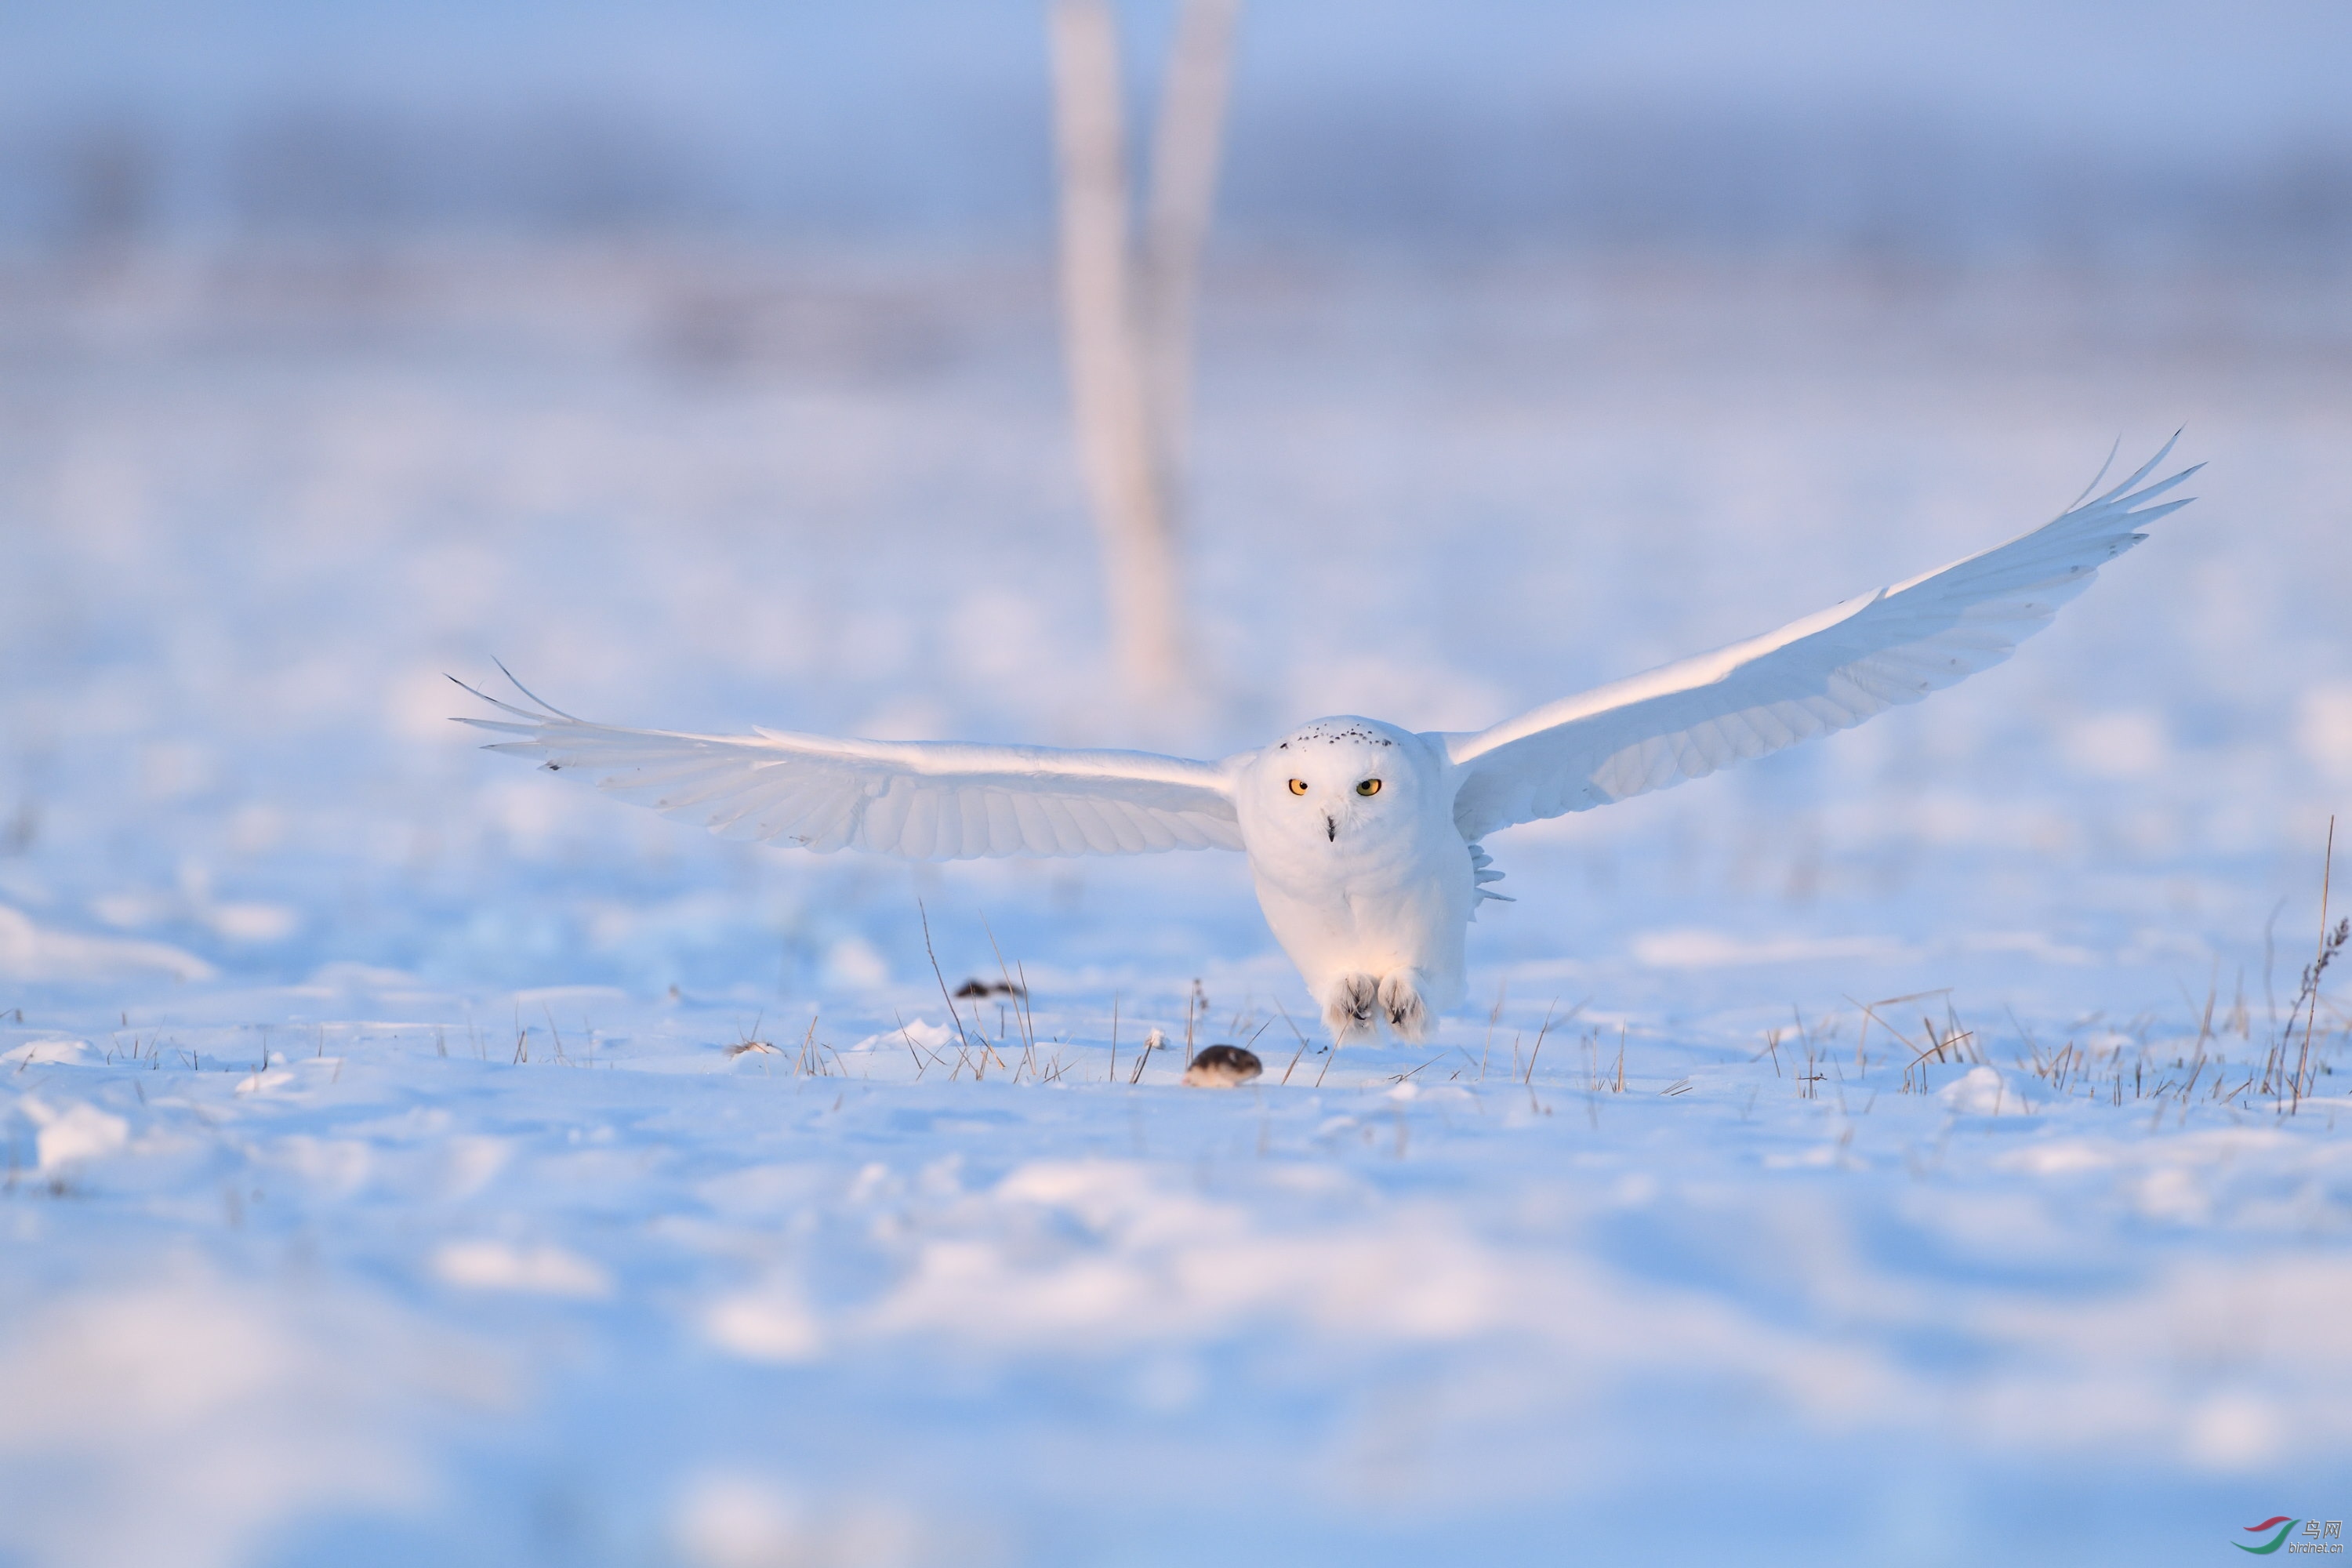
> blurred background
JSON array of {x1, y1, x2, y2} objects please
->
[
  {"x1": 3, "y1": 0, "x2": 2349, "y2": 1001},
  {"x1": 0, "y1": 0, "x2": 2346, "y2": 1014},
  {"x1": 9, "y1": 0, "x2": 2352, "y2": 262}
]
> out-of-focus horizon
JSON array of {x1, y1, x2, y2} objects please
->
[
  {"x1": 7, "y1": 0, "x2": 2351, "y2": 267},
  {"x1": 5, "y1": 0, "x2": 2350, "y2": 985}
]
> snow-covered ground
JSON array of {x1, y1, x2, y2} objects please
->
[{"x1": 3, "y1": 247, "x2": 2350, "y2": 1566}]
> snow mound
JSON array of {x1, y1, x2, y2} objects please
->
[
  {"x1": 20, "y1": 1098, "x2": 129, "y2": 1174},
  {"x1": 1941, "y1": 1065, "x2": 2031, "y2": 1116},
  {"x1": 0, "y1": 906, "x2": 214, "y2": 983}
]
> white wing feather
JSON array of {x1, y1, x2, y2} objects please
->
[
  {"x1": 1443, "y1": 439, "x2": 2198, "y2": 841},
  {"x1": 458, "y1": 689, "x2": 1245, "y2": 860}
]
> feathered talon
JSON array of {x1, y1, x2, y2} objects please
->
[
  {"x1": 1324, "y1": 975, "x2": 1381, "y2": 1041},
  {"x1": 1379, "y1": 974, "x2": 1430, "y2": 1042}
]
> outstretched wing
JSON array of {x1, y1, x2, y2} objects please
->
[
  {"x1": 1443, "y1": 439, "x2": 2198, "y2": 841},
  {"x1": 456, "y1": 684, "x2": 1245, "y2": 859}
]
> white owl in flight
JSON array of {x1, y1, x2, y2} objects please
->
[{"x1": 462, "y1": 442, "x2": 2193, "y2": 1042}]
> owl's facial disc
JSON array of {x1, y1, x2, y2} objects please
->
[{"x1": 1262, "y1": 719, "x2": 1407, "y2": 846}]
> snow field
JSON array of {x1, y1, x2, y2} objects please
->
[{"x1": 2, "y1": 249, "x2": 2350, "y2": 1564}]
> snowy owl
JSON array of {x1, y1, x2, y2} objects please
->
[{"x1": 461, "y1": 442, "x2": 2193, "y2": 1041}]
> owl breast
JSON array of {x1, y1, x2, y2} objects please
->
[{"x1": 1232, "y1": 720, "x2": 1474, "y2": 1017}]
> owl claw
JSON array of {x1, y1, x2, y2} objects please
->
[
  {"x1": 1378, "y1": 974, "x2": 1430, "y2": 1043},
  {"x1": 1323, "y1": 971, "x2": 1431, "y2": 1043},
  {"x1": 1324, "y1": 974, "x2": 1381, "y2": 1041}
]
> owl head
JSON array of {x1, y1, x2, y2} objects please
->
[{"x1": 1243, "y1": 716, "x2": 1432, "y2": 846}]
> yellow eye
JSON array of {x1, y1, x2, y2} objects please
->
[
  {"x1": 1356, "y1": 779, "x2": 1382, "y2": 797},
  {"x1": 1287, "y1": 778, "x2": 1309, "y2": 796}
]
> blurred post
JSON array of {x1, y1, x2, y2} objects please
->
[
  {"x1": 1141, "y1": 0, "x2": 1238, "y2": 497},
  {"x1": 1048, "y1": 0, "x2": 1236, "y2": 713}
]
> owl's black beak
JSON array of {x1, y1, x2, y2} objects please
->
[{"x1": 1325, "y1": 814, "x2": 1337, "y2": 842}]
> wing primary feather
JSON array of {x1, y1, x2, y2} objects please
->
[
  {"x1": 452, "y1": 681, "x2": 1241, "y2": 862},
  {"x1": 1445, "y1": 441, "x2": 2197, "y2": 842},
  {"x1": 2065, "y1": 434, "x2": 2124, "y2": 511},
  {"x1": 2090, "y1": 429, "x2": 2181, "y2": 508},
  {"x1": 447, "y1": 675, "x2": 550, "y2": 726},
  {"x1": 490, "y1": 658, "x2": 582, "y2": 721}
]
